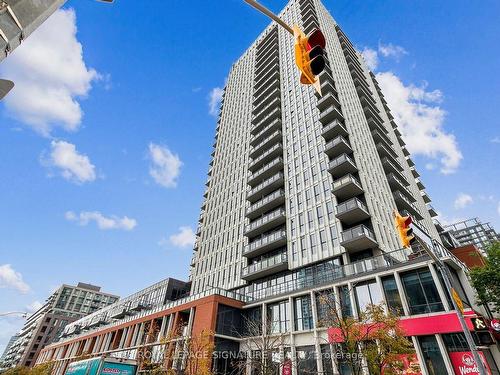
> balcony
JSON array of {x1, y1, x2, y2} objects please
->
[
  {"x1": 376, "y1": 142, "x2": 398, "y2": 159},
  {"x1": 255, "y1": 43, "x2": 278, "y2": 68},
  {"x1": 328, "y1": 153, "x2": 357, "y2": 178},
  {"x1": 371, "y1": 129, "x2": 393, "y2": 147},
  {"x1": 324, "y1": 135, "x2": 352, "y2": 158},
  {"x1": 341, "y1": 225, "x2": 378, "y2": 251},
  {"x1": 253, "y1": 87, "x2": 281, "y2": 115},
  {"x1": 321, "y1": 119, "x2": 348, "y2": 141},
  {"x1": 381, "y1": 157, "x2": 406, "y2": 182},
  {"x1": 254, "y1": 56, "x2": 279, "y2": 83},
  {"x1": 367, "y1": 116, "x2": 387, "y2": 134},
  {"x1": 410, "y1": 167, "x2": 420, "y2": 178},
  {"x1": 363, "y1": 102, "x2": 383, "y2": 125},
  {"x1": 406, "y1": 157, "x2": 415, "y2": 167},
  {"x1": 247, "y1": 157, "x2": 284, "y2": 187},
  {"x1": 249, "y1": 143, "x2": 283, "y2": 172},
  {"x1": 393, "y1": 191, "x2": 423, "y2": 220},
  {"x1": 247, "y1": 172, "x2": 285, "y2": 203},
  {"x1": 242, "y1": 252, "x2": 288, "y2": 281},
  {"x1": 332, "y1": 174, "x2": 364, "y2": 200},
  {"x1": 402, "y1": 146, "x2": 410, "y2": 157},
  {"x1": 243, "y1": 230, "x2": 287, "y2": 257},
  {"x1": 421, "y1": 190, "x2": 431, "y2": 203},
  {"x1": 254, "y1": 70, "x2": 280, "y2": 95},
  {"x1": 360, "y1": 95, "x2": 379, "y2": 116},
  {"x1": 427, "y1": 204, "x2": 437, "y2": 217},
  {"x1": 387, "y1": 173, "x2": 415, "y2": 203},
  {"x1": 253, "y1": 97, "x2": 281, "y2": 124},
  {"x1": 251, "y1": 118, "x2": 281, "y2": 146},
  {"x1": 320, "y1": 79, "x2": 337, "y2": 96},
  {"x1": 336, "y1": 197, "x2": 370, "y2": 225},
  {"x1": 355, "y1": 80, "x2": 373, "y2": 102},
  {"x1": 317, "y1": 91, "x2": 341, "y2": 112},
  {"x1": 252, "y1": 107, "x2": 281, "y2": 134},
  {"x1": 246, "y1": 189, "x2": 286, "y2": 219},
  {"x1": 249, "y1": 130, "x2": 282, "y2": 159},
  {"x1": 415, "y1": 178, "x2": 425, "y2": 190},
  {"x1": 110, "y1": 307, "x2": 128, "y2": 319},
  {"x1": 319, "y1": 105, "x2": 344, "y2": 125},
  {"x1": 245, "y1": 208, "x2": 286, "y2": 237}
]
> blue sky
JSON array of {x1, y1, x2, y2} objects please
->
[{"x1": 0, "y1": 0, "x2": 499, "y2": 352}]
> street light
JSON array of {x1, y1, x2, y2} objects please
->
[{"x1": 0, "y1": 311, "x2": 28, "y2": 318}]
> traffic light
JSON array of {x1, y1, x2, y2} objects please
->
[
  {"x1": 394, "y1": 210, "x2": 415, "y2": 248},
  {"x1": 293, "y1": 26, "x2": 326, "y2": 89}
]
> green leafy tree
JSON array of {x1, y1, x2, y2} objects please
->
[{"x1": 469, "y1": 241, "x2": 500, "y2": 314}]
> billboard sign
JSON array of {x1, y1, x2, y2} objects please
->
[{"x1": 449, "y1": 351, "x2": 492, "y2": 375}]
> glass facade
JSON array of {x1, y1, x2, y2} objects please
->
[
  {"x1": 339, "y1": 285, "x2": 353, "y2": 318},
  {"x1": 401, "y1": 268, "x2": 444, "y2": 315},
  {"x1": 296, "y1": 346, "x2": 317, "y2": 375},
  {"x1": 294, "y1": 295, "x2": 314, "y2": 331},
  {"x1": 381, "y1": 275, "x2": 403, "y2": 314},
  {"x1": 354, "y1": 279, "x2": 383, "y2": 314},
  {"x1": 418, "y1": 335, "x2": 448, "y2": 375},
  {"x1": 267, "y1": 300, "x2": 290, "y2": 334}
]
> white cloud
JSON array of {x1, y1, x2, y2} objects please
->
[
  {"x1": 65, "y1": 210, "x2": 137, "y2": 231},
  {"x1": 435, "y1": 211, "x2": 465, "y2": 227},
  {"x1": 0, "y1": 264, "x2": 30, "y2": 294},
  {"x1": 208, "y1": 87, "x2": 224, "y2": 116},
  {"x1": 491, "y1": 136, "x2": 500, "y2": 144},
  {"x1": 148, "y1": 143, "x2": 182, "y2": 188},
  {"x1": 43, "y1": 140, "x2": 96, "y2": 184},
  {"x1": 378, "y1": 42, "x2": 408, "y2": 61},
  {"x1": 168, "y1": 226, "x2": 196, "y2": 248},
  {"x1": 27, "y1": 301, "x2": 43, "y2": 313},
  {"x1": 454, "y1": 193, "x2": 473, "y2": 209},
  {"x1": 0, "y1": 9, "x2": 99, "y2": 136},
  {"x1": 361, "y1": 47, "x2": 378, "y2": 70},
  {"x1": 376, "y1": 71, "x2": 462, "y2": 174}
]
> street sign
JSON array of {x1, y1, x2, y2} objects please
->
[
  {"x1": 472, "y1": 317, "x2": 488, "y2": 331},
  {"x1": 451, "y1": 288, "x2": 464, "y2": 314}
]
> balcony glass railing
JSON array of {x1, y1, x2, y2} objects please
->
[
  {"x1": 248, "y1": 157, "x2": 283, "y2": 182},
  {"x1": 247, "y1": 189, "x2": 285, "y2": 215},
  {"x1": 249, "y1": 143, "x2": 282, "y2": 169},
  {"x1": 242, "y1": 251, "x2": 288, "y2": 277},
  {"x1": 333, "y1": 174, "x2": 361, "y2": 190},
  {"x1": 341, "y1": 224, "x2": 375, "y2": 243},
  {"x1": 244, "y1": 230, "x2": 287, "y2": 255},
  {"x1": 253, "y1": 107, "x2": 281, "y2": 132},
  {"x1": 245, "y1": 208, "x2": 286, "y2": 234},
  {"x1": 250, "y1": 130, "x2": 282, "y2": 155},
  {"x1": 329, "y1": 153, "x2": 356, "y2": 171},
  {"x1": 247, "y1": 172, "x2": 284, "y2": 197},
  {"x1": 336, "y1": 197, "x2": 368, "y2": 216},
  {"x1": 251, "y1": 118, "x2": 281, "y2": 143},
  {"x1": 325, "y1": 135, "x2": 350, "y2": 152}
]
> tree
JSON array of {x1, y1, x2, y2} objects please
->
[
  {"x1": 1, "y1": 363, "x2": 53, "y2": 375},
  {"x1": 470, "y1": 241, "x2": 500, "y2": 315},
  {"x1": 317, "y1": 290, "x2": 415, "y2": 375}
]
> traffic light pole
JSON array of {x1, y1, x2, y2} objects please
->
[
  {"x1": 243, "y1": 0, "x2": 294, "y2": 35},
  {"x1": 415, "y1": 236, "x2": 488, "y2": 375}
]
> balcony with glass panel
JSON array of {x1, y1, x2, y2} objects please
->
[
  {"x1": 393, "y1": 190, "x2": 423, "y2": 220},
  {"x1": 340, "y1": 225, "x2": 378, "y2": 251},
  {"x1": 243, "y1": 230, "x2": 287, "y2": 258},
  {"x1": 328, "y1": 153, "x2": 357, "y2": 178},
  {"x1": 319, "y1": 105, "x2": 344, "y2": 126},
  {"x1": 421, "y1": 190, "x2": 431, "y2": 203},
  {"x1": 253, "y1": 87, "x2": 281, "y2": 116},
  {"x1": 371, "y1": 128, "x2": 393, "y2": 147},
  {"x1": 410, "y1": 167, "x2": 420, "y2": 178},
  {"x1": 247, "y1": 157, "x2": 284, "y2": 187},
  {"x1": 254, "y1": 71, "x2": 280, "y2": 96},
  {"x1": 255, "y1": 43, "x2": 278, "y2": 68},
  {"x1": 242, "y1": 251, "x2": 288, "y2": 281},
  {"x1": 386, "y1": 172, "x2": 414, "y2": 200},
  {"x1": 415, "y1": 178, "x2": 425, "y2": 190},
  {"x1": 381, "y1": 157, "x2": 406, "y2": 182},
  {"x1": 360, "y1": 95, "x2": 379, "y2": 116},
  {"x1": 247, "y1": 172, "x2": 285, "y2": 203},
  {"x1": 427, "y1": 204, "x2": 437, "y2": 217},
  {"x1": 253, "y1": 96, "x2": 281, "y2": 124},
  {"x1": 332, "y1": 174, "x2": 364, "y2": 200},
  {"x1": 376, "y1": 141, "x2": 399, "y2": 160},
  {"x1": 317, "y1": 91, "x2": 341, "y2": 112},
  {"x1": 363, "y1": 102, "x2": 384, "y2": 125},
  {"x1": 321, "y1": 119, "x2": 348, "y2": 141},
  {"x1": 254, "y1": 55, "x2": 279, "y2": 83},
  {"x1": 246, "y1": 189, "x2": 286, "y2": 219},
  {"x1": 336, "y1": 197, "x2": 370, "y2": 225},
  {"x1": 248, "y1": 143, "x2": 283, "y2": 172},
  {"x1": 251, "y1": 118, "x2": 281, "y2": 145},
  {"x1": 252, "y1": 107, "x2": 282, "y2": 134},
  {"x1": 355, "y1": 80, "x2": 373, "y2": 102},
  {"x1": 245, "y1": 208, "x2": 286, "y2": 237},
  {"x1": 324, "y1": 135, "x2": 352, "y2": 158},
  {"x1": 249, "y1": 130, "x2": 282, "y2": 159},
  {"x1": 367, "y1": 116, "x2": 387, "y2": 135},
  {"x1": 320, "y1": 79, "x2": 337, "y2": 97}
]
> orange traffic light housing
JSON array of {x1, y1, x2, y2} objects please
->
[
  {"x1": 293, "y1": 26, "x2": 326, "y2": 93},
  {"x1": 394, "y1": 210, "x2": 415, "y2": 248}
]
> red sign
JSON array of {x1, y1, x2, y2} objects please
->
[
  {"x1": 282, "y1": 360, "x2": 292, "y2": 375},
  {"x1": 382, "y1": 353, "x2": 422, "y2": 375},
  {"x1": 449, "y1": 351, "x2": 492, "y2": 375}
]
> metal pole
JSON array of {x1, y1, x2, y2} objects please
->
[
  {"x1": 243, "y1": 0, "x2": 294, "y2": 35},
  {"x1": 417, "y1": 238, "x2": 488, "y2": 375}
]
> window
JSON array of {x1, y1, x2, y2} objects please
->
[
  {"x1": 401, "y1": 268, "x2": 444, "y2": 315},
  {"x1": 315, "y1": 289, "x2": 335, "y2": 327},
  {"x1": 310, "y1": 233, "x2": 318, "y2": 254},
  {"x1": 418, "y1": 335, "x2": 448, "y2": 375},
  {"x1": 354, "y1": 280, "x2": 383, "y2": 314},
  {"x1": 267, "y1": 300, "x2": 290, "y2": 334},
  {"x1": 442, "y1": 333, "x2": 469, "y2": 352},
  {"x1": 294, "y1": 295, "x2": 314, "y2": 331},
  {"x1": 317, "y1": 206, "x2": 324, "y2": 225},
  {"x1": 296, "y1": 346, "x2": 317, "y2": 375},
  {"x1": 382, "y1": 276, "x2": 404, "y2": 314},
  {"x1": 320, "y1": 345, "x2": 334, "y2": 375},
  {"x1": 339, "y1": 285, "x2": 353, "y2": 317}
]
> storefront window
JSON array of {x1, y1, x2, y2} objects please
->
[
  {"x1": 401, "y1": 268, "x2": 444, "y2": 315},
  {"x1": 418, "y1": 335, "x2": 448, "y2": 375},
  {"x1": 381, "y1": 275, "x2": 404, "y2": 314},
  {"x1": 320, "y1": 344, "x2": 334, "y2": 375},
  {"x1": 354, "y1": 279, "x2": 383, "y2": 314},
  {"x1": 339, "y1": 285, "x2": 353, "y2": 318},
  {"x1": 294, "y1": 295, "x2": 314, "y2": 331},
  {"x1": 267, "y1": 300, "x2": 290, "y2": 334},
  {"x1": 296, "y1": 346, "x2": 317, "y2": 375},
  {"x1": 316, "y1": 288, "x2": 335, "y2": 327}
]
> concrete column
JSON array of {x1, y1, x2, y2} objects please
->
[
  {"x1": 375, "y1": 275, "x2": 387, "y2": 313},
  {"x1": 310, "y1": 291, "x2": 324, "y2": 374},
  {"x1": 394, "y1": 271, "x2": 411, "y2": 316},
  {"x1": 348, "y1": 282, "x2": 358, "y2": 319}
]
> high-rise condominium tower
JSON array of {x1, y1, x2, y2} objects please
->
[{"x1": 189, "y1": 0, "x2": 439, "y2": 296}]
